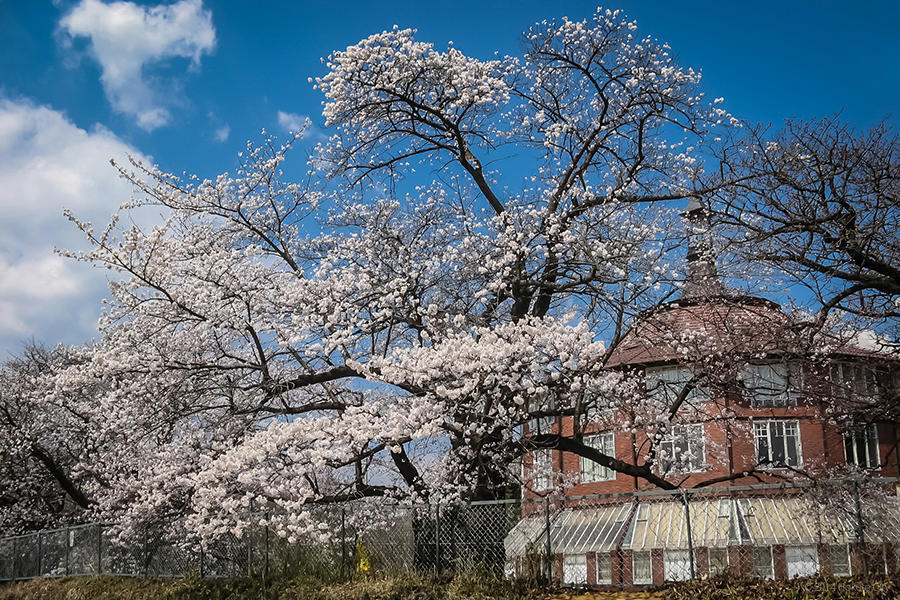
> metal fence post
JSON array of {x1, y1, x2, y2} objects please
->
[
  {"x1": 264, "y1": 512, "x2": 270, "y2": 583},
  {"x1": 97, "y1": 524, "x2": 103, "y2": 575},
  {"x1": 199, "y1": 545, "x2": 205, "y2": 579},
  {"x1": 544, "y1": 497, "x2": 552, "y2": 584},
  {"x1": 681, "y1": 490, "x2": 696, "y2": 580},
  {"x1": 340, "y1": 507, "x2": 347, "y2": 581},
  {"x1": 853, "y1": 481, "x2": 869, "y2": 581},
  {"x1": 434, "y1": 503, "x2": 441, "y2": 575},
  {"x1": 37, "y1": 532, "x2": 42, "y2": 577},
  {"x1": 11, "y1": 536, "x2": 18, "y2": 581},
  {"x1": 64, "y1": 527, "x2": 69, "y2": 576}
]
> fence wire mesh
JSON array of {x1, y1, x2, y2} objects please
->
[{"x1": 1, "y1": 478, "x2": 898, "y2": 586}]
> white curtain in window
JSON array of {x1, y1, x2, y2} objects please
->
[
  {"x1": 562, "y1": 554, "x2": 587, "y2": 585},
  {"x1": 659, "y1": 424, "x2": 705, "y2": 473},
  {"x1": 786, "y1": 545, "x2": 819, "y2": 578},
  {"x1": 532, "y1": 449, "x2": 552, "y2": 490},
  {"x1": 664, "y1": 549, "x2": 692, "y2": 581}
]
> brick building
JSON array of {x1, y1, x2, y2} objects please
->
[{"x1": 513, "y1": 201, "x2": 900, "y2": 585}]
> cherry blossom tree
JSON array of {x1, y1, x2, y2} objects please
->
[
  {"x1": 8, "y1": 7, "x2": 875, "y2": 540},
  {"x1": 0, "y1": 345, "x2": 94, "y2": 533}
]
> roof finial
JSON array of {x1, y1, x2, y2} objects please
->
[{"x1": 681, "y1": 197, "x2": 726, "y2": 299}]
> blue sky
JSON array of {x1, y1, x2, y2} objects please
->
[{"x1": 0, "y1": 0, "x2": 898, "y2": 355}]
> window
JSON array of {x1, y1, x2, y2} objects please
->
[
  {"x1": 532, "y1": 449, "x2": 552, "y2": 490},
  {"x1": 596, "y1": 553, "x2": 612, "y2": 585},
  {"x1": 786, "y1": 545, "x2": 819, "y2": 578},
  {"x1": 528, "y1": 396, "x2": 555, "y2": 434},
  {"x1": 830, "y1": 544, "x2": 851, "y2": 576},
  {"x1": 743, "y1": 362, "x2": 801, "y2": 407},
  {"x1": 562, "y1": 554, "x2": 587, "y2": 585},
  {"x1": 632, "y1": 551, "x2": 652, "y2": 584},
  {"x1": 830, "y1": 363, "x2": 879, "y2": 401},
  {"x1": 754, "y1": 420, "x2": 802, "y2": 468},
  {"x1": 664, "y1": 549, "x2": 691, "y2": 581},
  {"x1": 580, "y1": 433, "x2": 616, "y2": 482},
  {"x1": 753, "y1": 546, "x2": 774, "y2": 579},
  {"x1": 659, "y1": 424, "x2": 706, "y2": 473},
  {"x1": 844, "y1": 424, "x2": 880, "y2": 469},
  {"x1": 646, "y1": 366, "x2": 709, "y2": 405},
  {"x1": 708, "y1": 548, "x2": 728, "y2": 577}
]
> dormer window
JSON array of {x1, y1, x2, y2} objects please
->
[
  {"x1": 645, "y1": 366, "x2": 709, "y2": 405},
  {"x1": 830, "y1": 363, "x2": 879, "y2": 401},
  {"x1": 742, "y1": 362, "x2": 801, "y2": 407}
]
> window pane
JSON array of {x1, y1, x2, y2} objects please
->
[
  {"x1": 786, "y1": 545, "x2": 819, "y2": 578},
  {"x1": 660, "y1": 424, "x2": 704, "y2": 473},
  {"x1": 745, "y1": 363, "x2": 800, "y2": 406},
  {"x1": 771, "y1": 422, "x2": 786, "y2": 465},
  {"x1": 581, "y1": 433, "x2": 615, "y2": 482},
  {"x1": 596, "y1": 553, "x2": 612, "y2": 584},
  {"x1": 533, "y1": 449, "x2": 552, "y2": 490},
  {"x1": 709, "y1": 548, "x2": 728, "y2": 576},
  {"x1": 866, "y1": 427, "x2": 879, "y2": 468},
  {"x1": 753, "y1": 546, "x2": 773, "y2": 579},
  {"x1": 664, "y1": 550, "x2": 691, "y2": 581},
  {"x1": 562, "y1": 554, "x2": 587, "y2": 585},
  {"x1": 844, "y1": 425, "x2": 880, "y2": 469},
  {"x1": 633, "y1": 551, "x2": 652, "y2": 584},
  {"x1": 845, "y1": 435, "x2": 856, "y2": 465},
  {"x1": 755, "y1": 423, "x2": 769, "y2": 463},
  {"x1": 830, "y1": 545, "x2": 850, "y2": 577},
  {"x1": 785, "y1": 427, "x2": 799, "y2": 467}
]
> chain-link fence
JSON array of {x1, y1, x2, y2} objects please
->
[{"x1": 1, "y1": 478, "x2": 899, "y2": 586}]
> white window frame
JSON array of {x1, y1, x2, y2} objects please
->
[
  {"x1": 754, "y1": 419, "x2": 802, "y2": 468},
  {"x1": 786, "y1": 545, "x2": 819, "y2": 579},
  {"x1": 595, "y1": 552, "x2": 612, "y2": 585},
  {"x1": 830, "y1": 544, "x2": 851, "y2": 577},
  {"x1": 743, "y1": 362, "x2": 802, "y2": 407},
  {"x1": 632, "y1": 551, "x2": 653, "y2": 584},
  {"x1": 532, "y1": 448, "x2": 552, "y2": 491},
  {"x1": 753, "y1": 546, "x2": 774, "y2": 579},
  {"x1": 580, "y1": 432, "x2": 616, "y2": 483},
  {"x1": 562, "y1": 554, "x2": 587, "y2": 586},
  {"x1": 843, "y1": 424, "x2": 880, "y2": 470},
  {"x1": 659, "y1": 423, "x2": 706, "y2": 474},
  {"x1": 645, "y1": 366, "x2": 709, "y2": 405},
  {"x1": 663, "y1": 549, "x2": 692, "y2": 581}
]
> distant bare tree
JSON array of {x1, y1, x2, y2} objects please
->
[{"x1": 712, "y1": 116, "x2": 898, "y2": 334}]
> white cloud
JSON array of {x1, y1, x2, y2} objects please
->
[
  {"x1": 0, "y1": 98, "x2": 153, "y2": 354},
  {"x1": 60, "y1": 0, "x2": 216, "y2": 131},
  {"x1": 277, "y1": 110, "x2": 312, "y2": 135},
  {"x1": 214, "y1": 124, "x2": 230, "y2": 142}
]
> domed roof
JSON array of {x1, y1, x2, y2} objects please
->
[{"x1": 605, "y1": 294, "x2": 791, "y2": 368}]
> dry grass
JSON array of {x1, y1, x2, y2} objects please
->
[{"x1": 2, "y1": 575, "x2": 896, "y2": 600}]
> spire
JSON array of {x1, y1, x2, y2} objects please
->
[{"x1": 681, "y1": 197, "x2": 726, "y2": 299}]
